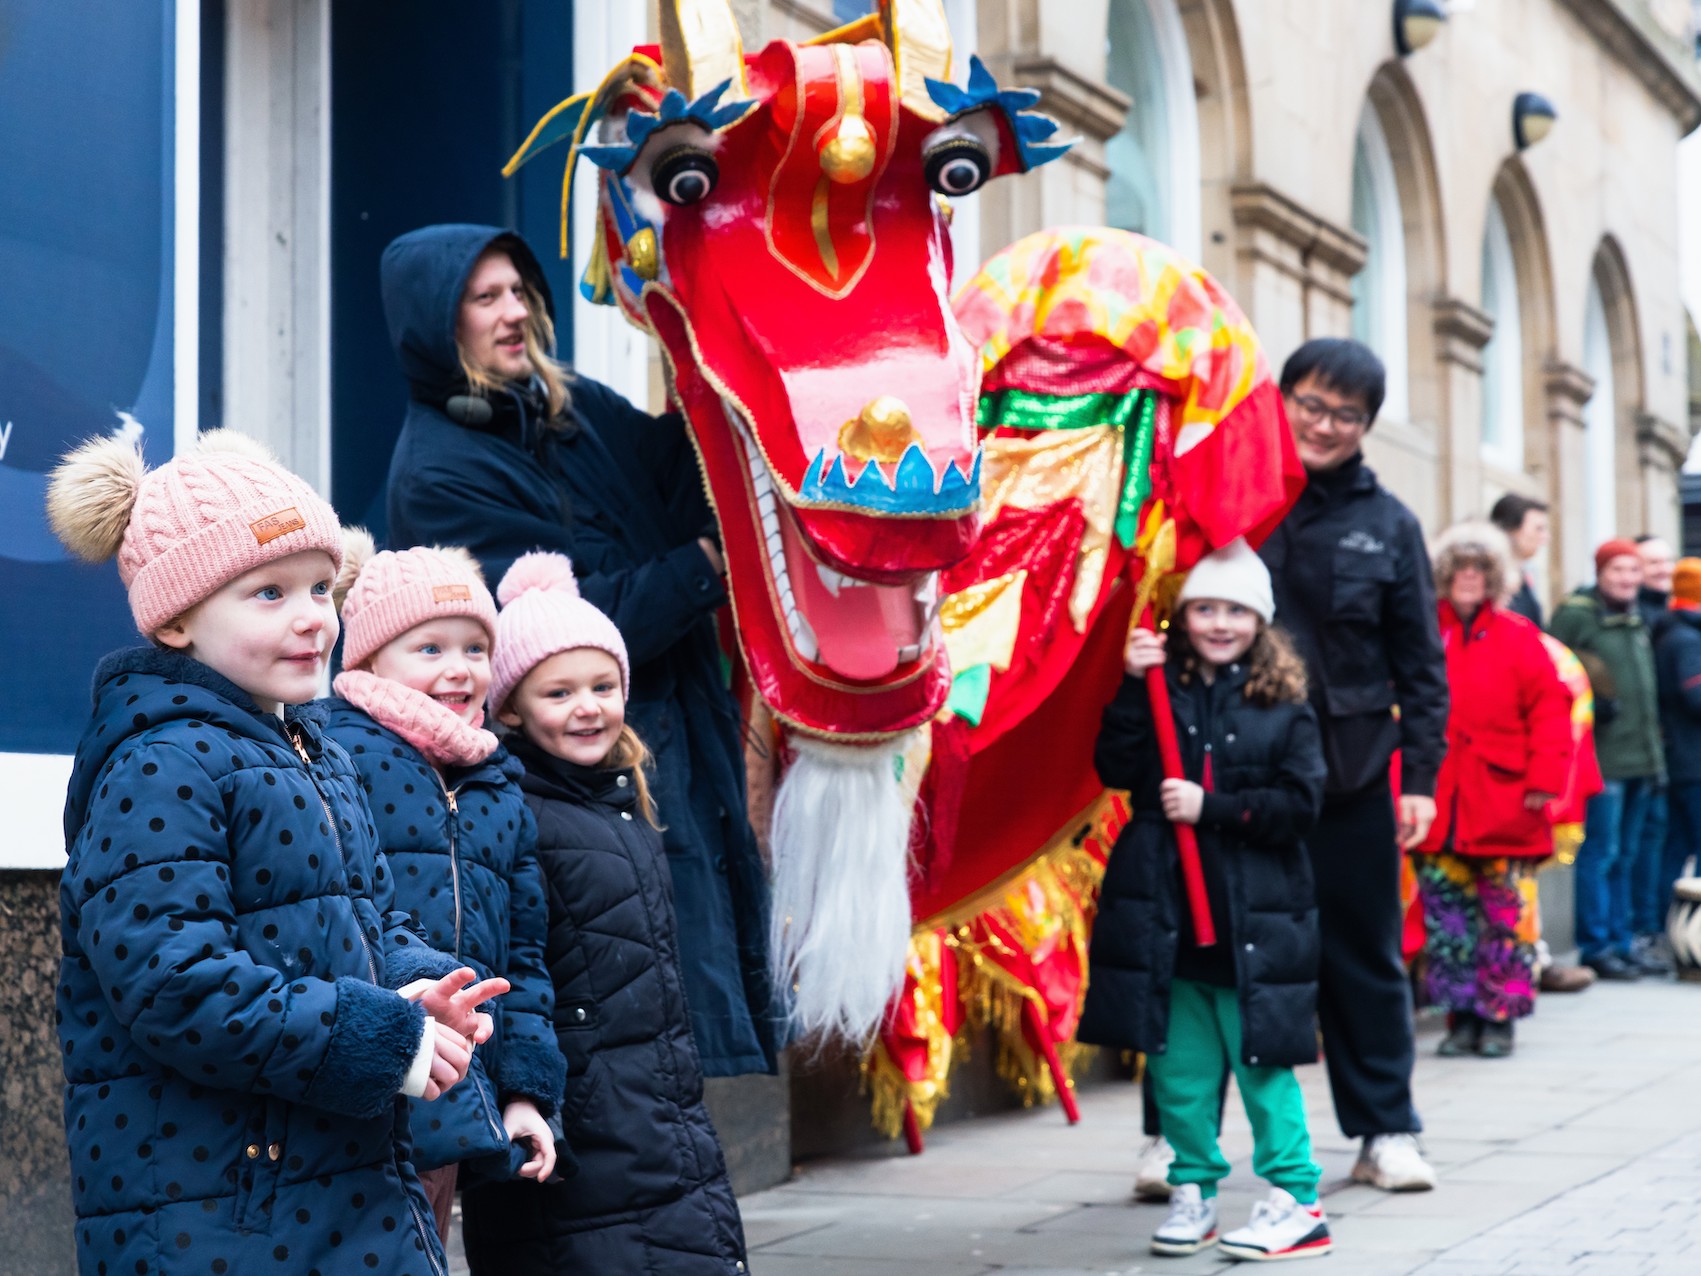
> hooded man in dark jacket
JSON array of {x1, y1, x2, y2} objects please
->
[
  {"x1": 377, "y1": 223, "x2": 780, "y2": 1077},
  {"x1": 1256, "y1": 338, "x2": 1447, "y2": 1193}
]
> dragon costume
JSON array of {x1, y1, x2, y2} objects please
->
[{"x1": 507, "y1": 0, "x2": 1304, "y2": 1144}]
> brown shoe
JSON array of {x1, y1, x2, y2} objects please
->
[{"x1": 1540, "y1": 964, "x2": 1596, "y2": 993}]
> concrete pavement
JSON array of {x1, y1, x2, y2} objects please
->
[
  {"x1": 731, "y1": 978, "x2": 1701, "y2": 1275},
  {"x1": 442, "y1": 977, "x2": 1699, "y2": 1273}
]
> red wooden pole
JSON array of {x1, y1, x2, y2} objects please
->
[
  {"x1": 1138, "y1": 606, "x2": 1216, "y2": 947},
  {"x1": 901, "y1": 1101, "x2": 925, "y2": 1155}
]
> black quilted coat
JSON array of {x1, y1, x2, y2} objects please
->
[
  {"x1": 459, "y1": 735, "x2": 747, "y2": 1274},
  {"x1": 1077, "y1": 658, "x2": 1327, "y2": 1068}
]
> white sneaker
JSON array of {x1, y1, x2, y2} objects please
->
[
  {"x1": 1218, "y1": 1187, "x2": 1331, "y2": 1262},
  {"x1": 1132, "y1": 1134, "x2": 1176, "y2": 1202},
  {"x1": 1351, "y1": 1132, "x2": 1437, "y2": 1191},
  {"x1": 1151, "y1": 1182, "x2": 1218, "y2": 1256}
]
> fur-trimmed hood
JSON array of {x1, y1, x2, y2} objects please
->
[{"x1": 1431, "y1": 520, "x2": 1520, "y2": 606}]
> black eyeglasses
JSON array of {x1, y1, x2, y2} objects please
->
[{"x1": 1287, "y1": 393, "x2": 1370, "y2": 430}]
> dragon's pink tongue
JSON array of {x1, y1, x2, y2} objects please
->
[{"x1": 813, "y1": 585, "x2": 902, "y2": 681}]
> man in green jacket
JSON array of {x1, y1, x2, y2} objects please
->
[{"x1": 1548, "y1": 539, "x2": 1666, "y2": 980}]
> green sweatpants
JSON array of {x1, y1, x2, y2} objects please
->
[{"x1": 1146, "y1": 978, "x2": 1321, "y2": 1202}]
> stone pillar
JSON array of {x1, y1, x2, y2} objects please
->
[
  {"x1": 1430, "y1": 296, "x2": 1494, "y2": 530},
  {"x1": 1544, "y1": 360, "x2": 1597, "y2": 598},
  {"x1": 221, "y1": 0, "x2": 331, "y2": 487},
  {"x1": 1636, "y1": 411, "x2": 1690, "y2": 544},
  {"x1": 1226, "y1": 182, "x2": 1366, "y2": 370},
  {"x1": 974, "y1": 0, "x2": 1128, "y2": 246}
]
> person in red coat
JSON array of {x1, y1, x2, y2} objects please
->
[{"x1": 1414, "y1": 523, "x2": 1574, "y2": 1058}]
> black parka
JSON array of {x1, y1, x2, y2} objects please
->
[
  {"x1": 378, "y1": 223, "x2": 779, "y2": 1076},
  {"x1": 1077, "y1": 659, "x2": 1326, "y2": 1068},
  {"x1": 458, "y1": 736, "x2": 747, "y2": 1274},
  {"x1": 1256, "y1": 454, "x2": 1448, "y2": 799}
]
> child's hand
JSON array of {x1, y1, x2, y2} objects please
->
[
  {"x1": 503, "y1": 1098, "x2": 558, "y2": 1182},
  {"x1": 1125, "y1": 629, "x2": 1167, "y2": 676},
  {"x1": 418, "y1": 968, "x2": 510, "y2": 1045},
  {"x1": 423, "y1": 1023, "x2": 473, "y2": 1100},
  {"x1": 1159, "y1": 778, "x2": 1204, "y2": 825}
]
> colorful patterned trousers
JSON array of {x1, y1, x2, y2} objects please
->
[{"x1": 1412, "y1": 852, "x2": 1540, "y2": 1023}]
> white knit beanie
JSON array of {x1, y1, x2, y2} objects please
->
[{"x1": 1176, "y1": 538, "x2": 1275, "y2": 624}]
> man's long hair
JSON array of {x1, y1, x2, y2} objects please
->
[{"x1": 457, "y1": 273, "x2": 573, "y2": 425}]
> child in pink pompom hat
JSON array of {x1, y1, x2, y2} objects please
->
[
  {"x1": 462, "y1": 552, "x2": 751, "y2": 1272},
  {"x1": 321, "y1": 530, "x2": 567, "y2": 1241},
  {"x1": 489, "y1": 550, "x2": 631, "y2": 717},
  {"x1": 46, "y1": 430, "x2": 497, "y2": 1276}
]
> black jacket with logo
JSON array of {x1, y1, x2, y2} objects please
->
[{"x1": 1257, "y1": 455, "x2": 1448, "y2": 798}]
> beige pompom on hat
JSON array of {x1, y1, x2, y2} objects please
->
[{"x1": 46, "y1": 429, "x2": 343, "y2": 635}]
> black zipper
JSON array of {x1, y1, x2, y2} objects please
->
[
  {"x1": 435, "y1": 774, "x2": 464, "y2": 955},
  {"x1": 434, "y1": 770, "x2": 507, "y2": 1147}
]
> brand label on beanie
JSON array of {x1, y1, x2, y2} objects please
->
[
  {"x1": 433, "y1": 584, "x2": 473, "y2": 603},
  {"x1": 249, "y1": 507, "x2": 306, "y2": 545}
]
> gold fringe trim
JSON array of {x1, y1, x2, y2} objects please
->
[{"x1": 863, "y1": 793, "x2": 1128, "y2": 1138}]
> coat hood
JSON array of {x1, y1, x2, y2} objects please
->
[
  {"x1": 65, "y1": 646, "x2": 327, "y2": 845},
  {"x1": 380, "y1": 223, "x2": 555, "y2": 404}
]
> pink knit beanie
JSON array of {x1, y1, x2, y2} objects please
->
[
  {"x1": 335, "y1": 529, "x2": 499, "y2": 670},
  {"x1": 490, "y1": 553, "x2": 630, "y2": 714},
  {"x1": 46, "y1": 429, "x2": 343, "y2": 635}
]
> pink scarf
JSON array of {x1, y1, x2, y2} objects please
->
[{"x1": 332, "y1": 670, "x2": 499, "y2": 769}]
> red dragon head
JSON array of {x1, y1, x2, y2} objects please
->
[{"x1": 507, "y1": 0, "x2": 1067, "y2": 743}]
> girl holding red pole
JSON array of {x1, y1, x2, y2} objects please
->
[{"x1": 1079, "y1": 540, "x2": 1331, "y2": 1262}]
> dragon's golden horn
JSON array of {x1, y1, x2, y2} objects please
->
[
  {"x1": 660, "y1": 0, "x2": 748, "y2": 100},
  {"x1": 880, "y1": 0, "x2": 952, "y2": 121}
]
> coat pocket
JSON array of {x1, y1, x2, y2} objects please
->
[
  {"x1": 232, "y1": 1099, "x2": 284, "y2": 1234},
  {"x1": 1331, "y1": 548, "x2": 1396, "y2": 623}
]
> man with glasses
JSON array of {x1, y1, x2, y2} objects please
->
[{"x1": 1257, "y1": 338, "x2": 1448, "y2": 1191}]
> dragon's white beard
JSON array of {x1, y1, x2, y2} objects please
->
[{"x1": 768, "y1": 731, "x2": 919, "y2": 1044}]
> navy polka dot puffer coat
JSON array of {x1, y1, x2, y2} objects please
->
[
  {"x1": 321, "y1": 699, "x2": 564, "y2": 1174},
  {"x1": 60, "y1": 647, "x2": 466, "y2": 1276}
]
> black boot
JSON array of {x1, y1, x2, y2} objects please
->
[
  {"x1": 1477, "y1": 1019, "x2": 1514, "y2": 1058},
  {"x1": 1437, "y1": 1011, "x2": 1481, "y2": 1057}
]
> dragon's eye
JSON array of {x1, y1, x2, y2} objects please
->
[
  {"x1": 923, "y1": 136, "x2": 991, "y2": 197},
  {"x1": 652, "y1": 146, "x2": 719, "y2": 206}
]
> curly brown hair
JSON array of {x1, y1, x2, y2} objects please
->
[{"x1": 1169, "y1": 620, "x2": 1309, "y2": 706}]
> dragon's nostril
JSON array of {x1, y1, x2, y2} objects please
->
[{"x1": 839, "y1": 397, "x2": 918, "y2": 463}]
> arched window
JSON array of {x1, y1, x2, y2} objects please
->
[
  {"x1": 1105, "y1": 0, "x2": 1201, "y2": 260},
  {"x1": 1582, "y1": 274, "x2": 1617, "y2": 549},
  {"x1": 1479, "y1": 198, "x2": 1524, "y2": 469},
  {"x1": 1350, "y1": 106, "x2": 1409, "y2": 422}
]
